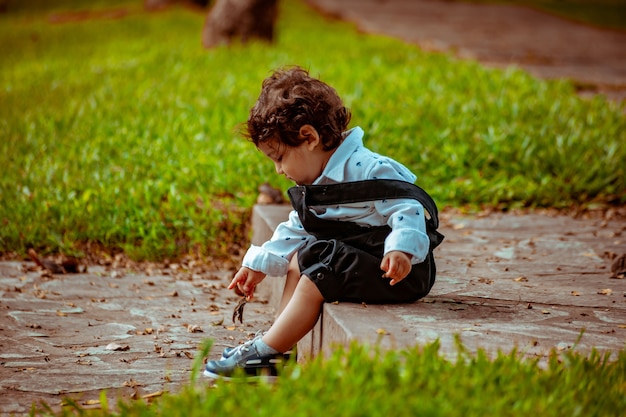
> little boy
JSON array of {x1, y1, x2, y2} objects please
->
[{"x1": 204, "y1": 66, "x2": 443, "y2": 379}]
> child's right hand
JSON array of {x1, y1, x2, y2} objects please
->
[{"x1": 228, "y1": 267, "x2": 267, "y2": 301}]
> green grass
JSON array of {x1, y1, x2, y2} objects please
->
[
  {"x1": 1, "y1": 0, "x2": 625, "y2": 261},
  {"x1": 30, "y1": 340, "x2": 626, "y2": 416}
]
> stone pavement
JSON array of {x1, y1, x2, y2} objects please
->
[
  {"x1": 306, "y1": 0, "x2": 626, "y2": 103},
  {"x1": 253, "y1": 206, "x2": 626, "y2": 364},
  {"x1": 0, "y1": 262, "x2": 275, "y2": 415},
  {"x1": 1, "y1": 207, "x2": 625, "y2": 415}
]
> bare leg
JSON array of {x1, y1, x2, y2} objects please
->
[
  {"x1": 262, "y1": 275, "x2": 324, "y2": 353},
  {"x1": 275, "y1": 253, "x2": 302, "y2": 318}
]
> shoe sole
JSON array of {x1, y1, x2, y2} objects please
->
[
  {"x1": 220, "y1": 351, "x2": 292, "y2": 361},
  {"x1": 203, "y1": 368, "x2": 278, "y2": 382}
]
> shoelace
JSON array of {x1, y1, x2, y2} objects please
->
[{"x1": 231, "y1": 331, "x2": 264, "y2": 356}]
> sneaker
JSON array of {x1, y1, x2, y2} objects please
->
[
  {"x1": 221, "y1": 345, "x2": 293, "y2": 361},
  {"x1": 220, "y1": 330, "x2": 265, "y2": 360},
  {"x1": 220, "y1": 330, "x2": 295, "y2": 361},
  {"x1": 204, "y1": 338, "x2": 285, "y2": 381}
]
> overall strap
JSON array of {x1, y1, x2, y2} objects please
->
[
  {"x1": 292, "y1": 179, "x2": 441, "y2": 230},
  {"x1": 288, "y1": 179, "x2": 444, "y2": 250}
]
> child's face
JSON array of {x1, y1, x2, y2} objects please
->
[{"x1": 258, "y1": 126, "x2": 332, "y2": 186}]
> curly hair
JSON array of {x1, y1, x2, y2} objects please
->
[{"x1": 245, "y1": 66, "x2": 351, "y2": 151}]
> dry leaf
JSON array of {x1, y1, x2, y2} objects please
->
[
  {"x1": 186, "y1": 324, "x2": 203, "y2": 333},
  {"x1": 183, "y1": 351, "x2": 193, "y2": 359},
  {"x1": 142, "y1": 391, "x2": 164, "y2": 399},
  {"x1": 56, "y1": 310, "x2": 67, "y2": 317},
  {"x1": 571, "y1": 291, "x2": 581, "y2": 296},
  {"x1": 598, "y1": 288, "x2": 613, "y2": 295},
  {"x1": 105, "y1": 342, "x2": 130, "y2": 351},
  {"x1": 376, "y1": 328, "x2": 388, "y2": 335},
  {"x1": 541, "y1": 310, "x2": 551, "y2": 314},
  {"x1": 83, "y1": 399, "x2": 101, "y2": 406},
  {"x1": 123, "y1": 378, "x2": 143, "y2": 388},
  {"x1": 513, "y1": 276, "x2": 528, "y2": 282},
  {"x1": 462, "y1": 327, "x2": 478, "y2": 332}
]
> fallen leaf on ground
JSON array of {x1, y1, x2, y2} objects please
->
[
  {"x1": 123, "y1": 379, "x2": 143, "y2": 388},
  {"x1": 513, "y1": 276, "x2": 528, "y2": 282},
  {"x1": 598, "y1": 288, "x2": 613, "y2": 295},
  {"x1": 187, "y1": 324, "x2": 203, "y2": 333},
  {"x1": 571, "y1": 291, "x2": 581, "y2": 296},
  {"x1": 105, "y1": 342, "x2": 130, "y2": 351},
  {"x1": 142, "y1": 391, "x2": 164, "y2": 399}
]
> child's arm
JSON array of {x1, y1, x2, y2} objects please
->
[{"x1": 242, "y1": 209, "x2": 313, "y2": 277}]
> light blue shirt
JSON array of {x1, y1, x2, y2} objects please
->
[{"x1": 242, "y1": 126, "x2": 430, "y2": 276}]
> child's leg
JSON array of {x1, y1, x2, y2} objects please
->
[
  {"x1": 275, "y1": 254, "x2": 302, "y2": 318},
  {"x1": 262, "y1": 273, "x2": 324, "y2": 353}
]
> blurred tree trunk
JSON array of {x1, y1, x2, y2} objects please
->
[
  {"x1": 145, "y1": 0, "x2": 210, "y2": 11},
  {"x1": 144, "y1": 0, "x2": 175, "y2": 10},
  {"x1": 202, "y1": 0, "x2": 278, "y2": 48}
]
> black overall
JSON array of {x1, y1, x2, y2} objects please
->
[{"x1": 288, "y1": 179, "x2": 444, "y2": 304}]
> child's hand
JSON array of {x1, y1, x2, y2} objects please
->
[
  {"x1": 380, "y1": 251, "x2": 412, "y2": 286},
  {"x1": 228, "y1": 267, "x2": 267, "y2": 300}
]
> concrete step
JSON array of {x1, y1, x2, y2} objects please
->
[{"x1": 252, "y1": 204, "x2": 626, "y2": 362}]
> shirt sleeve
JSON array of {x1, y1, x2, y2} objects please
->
[
  {"x1": 242, "y1": 209, "x2": 313, "y2": 276},
  {"x1": 367, "y1": 159, "x2": 430, "y2": 264},
  {"x1": 375, "y1": 199, "x2": 430, "y2": 264}
]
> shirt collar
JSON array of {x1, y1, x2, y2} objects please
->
[{"x1": 314, "y1": 126, "x2": 364, "y2": 184}]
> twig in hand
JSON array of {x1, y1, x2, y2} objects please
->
[{"x1": 232, "y1": 296, "x2": 247, "y2": 324}]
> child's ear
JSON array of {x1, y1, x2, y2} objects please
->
[{"x1": 299, "y1": 124, "x2": 321, "y2": 149}]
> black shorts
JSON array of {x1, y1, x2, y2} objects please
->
[{"x1": 297, "y1": 228, "x2": 435, "y2": 304}]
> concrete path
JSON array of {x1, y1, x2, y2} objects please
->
[
  {"x1": 252, "y1": 206, "x2": 626, "y2": 364},
  {"x1": 306, "y1": 0, "x2": 626, "y2": 102},
  {"x1": 0, "y1": 262, "x2": 274, "y2": 415},
  {"x1": 1, "y1": 207, "x2": 625, "y2": 414}
]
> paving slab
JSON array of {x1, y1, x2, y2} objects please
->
[
  {"x1": 1, "y1": 207, "x2": 624, "y2": 415},
  {"x1": 0, "y1": 262, "x2": 274, "y2": 415},
  {"x1": 306, "y1": 0, "x2": 626, "y2": 102},
  {"x1": 252, "y1": 205, "x2": 626, "y2": 363}
]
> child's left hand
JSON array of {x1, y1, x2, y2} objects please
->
[{"x1": 380, "y1": 251, "x2": 412, "y2": 286}]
